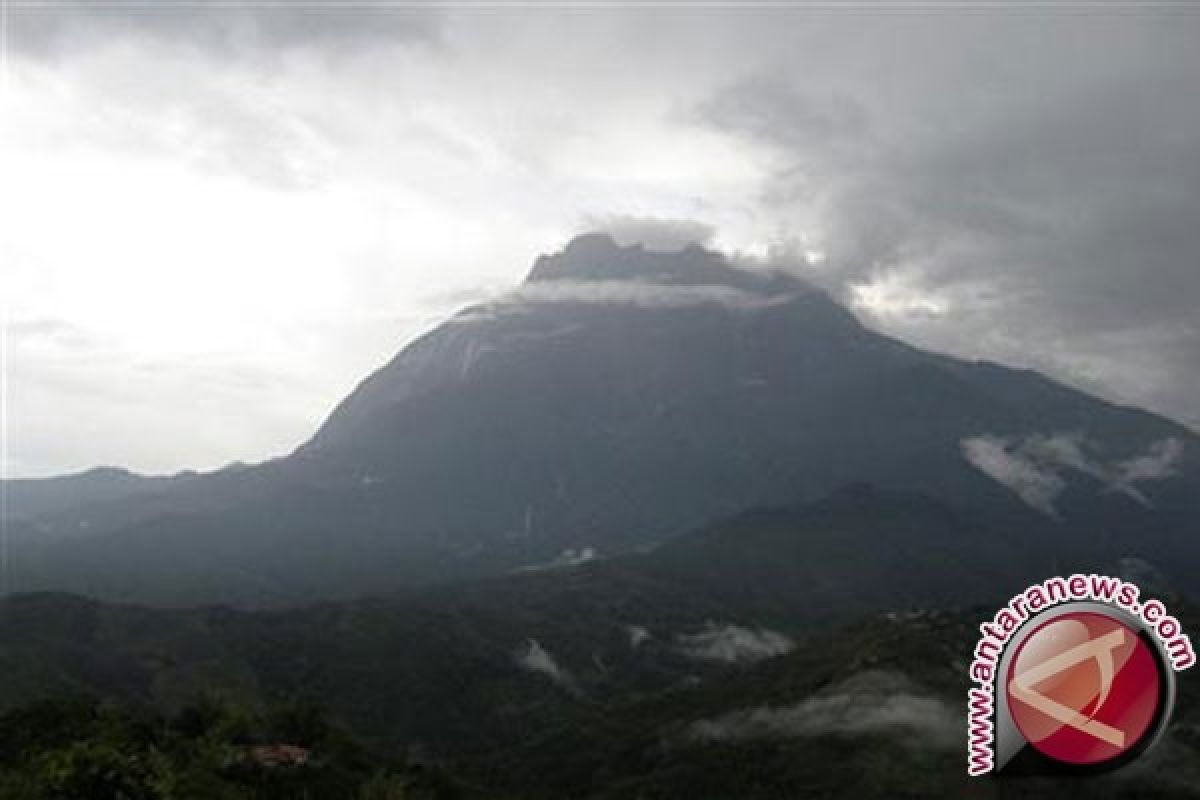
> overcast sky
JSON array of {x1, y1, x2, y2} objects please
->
[{"x1": 3, "y1": 3, "x2": 1198, "y2": 478}]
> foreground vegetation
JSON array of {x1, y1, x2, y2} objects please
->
[{"x1": 0, "y1": 696, "x2": 461, "y2": 800}]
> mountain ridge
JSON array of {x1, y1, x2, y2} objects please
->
[
  {"x1": 3, "y1": 234, "x2": 1197, "y2": 607},
  {"x1": 2, "y1": 484, "x2": 1197, "y2": 797}
]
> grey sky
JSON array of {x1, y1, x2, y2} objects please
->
[{"x1": 3, "y1": 4, "x2": 1198, "y2": 477}]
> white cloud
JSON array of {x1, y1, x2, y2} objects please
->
[
  {"x1": 506, "y1": 281, "x2": 797, "y2": 312},
  {"x1": 514, "y1": 639, "x2": 576, "y2": 692},
  {"x1": 1117, "y1": 437, "x2": 1185, "y2": 484},
  {"x1": 962, "y1": 433, "x2": 1185, "y2": 514},
  {"x1": 688, "y1": 670, "x2": 959, "y2": 749},
  {"x1": 962, "y1": 435, "x2": 1065, "y2": 517},
  {"x1": 675, "y1": 623, "x2": 794, "y2": 665},
  {"x1": 590, "y1": 216, "x2": 716, "y2": 252},
  {"x1": 627, "y1": 625, "x2": 652, "y2": 649},
  {"x1": 516, "y1": 546, "x2": 600, "y2": 573},
  {"x1": 849, "y1": 269, "x2": 950, "y2": 319}
]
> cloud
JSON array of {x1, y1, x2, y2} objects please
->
[
  {"x1": 1118, "y1": 438, "x2": 1185, "y2": 483},
  {"x1": 962, "y1": 435, "x2": 1066, "y2": 517},
  {"x1": 962, "y1": 432, "x2": 1185, "y2": 514},
  {"x1": 587, "y1": 216, "x2": 716, "y2": 252},
  {"x1": 688, "y1": 670, "x2": 959, "y2": 749},
  {"x1": 6, "y1": 9, "x2": 1199, "y2": 476},
  {"x1": 675, "y1": 623, "x2": 794, "y2": 665},
  {"x1": 7, "y1": 318, "x2": 96, "y2": 351},
  {"x1": 516, "y1": 546, "x2": 600, "y2": 573},
  {"x1": 695, "y1": 76, "x2": 870, "y2": 166},
  {"x1": 504, "y1": 281, "x2": 797, "y2": 312},
  {"x1": 9, "y1": 2, "x2": 442, "y2": 59},
  {"x1": 627, "y1": 625, "x2": 652, "y2": 648},
  {"x1": 696, "y1": 15, "x2": 1200, "y2": 432},
  {"x1": 514, "y1": 639, "x2": 577, "y2": 693}
]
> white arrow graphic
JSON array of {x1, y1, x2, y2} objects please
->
[{"x1": 1008, "y1": 627, "x2": 1127, "y2": 749}]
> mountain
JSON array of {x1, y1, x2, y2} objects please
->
[
  {"x1": 2, "y1": 490, "x2": 1198, "y2": 799},
  {"x1": 2, "y1": 467, "x2": 165, "y2": 523},
  {"x1": 0, "y1": 488, "x2": 1163, "y2": 747},
  {"x1": 5, "y1": 233, "x2": 1198, "y2": 607}
]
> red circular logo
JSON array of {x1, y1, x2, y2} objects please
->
[{"x1": 1005, "y1": 611, "x2": 1164, "y2": 765}]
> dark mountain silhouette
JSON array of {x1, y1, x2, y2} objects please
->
[{"x1": 4, "y1": 233, "x2": 1197, "y2": 606}]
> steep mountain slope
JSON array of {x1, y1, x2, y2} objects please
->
[{"x1": 5, "y1": 234, "x2": 1197, "y2": 606}]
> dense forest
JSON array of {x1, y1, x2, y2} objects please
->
[{"x1": 0, "y1": 697, "x2": 461, "y2": 800}]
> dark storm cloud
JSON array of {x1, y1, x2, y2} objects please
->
[
  {"x1": 8, "y1": 0, "x2": 443, "y2": 58},
  {"x1": 696, "y1": 13, "x2": 1200, "y2": 429}
]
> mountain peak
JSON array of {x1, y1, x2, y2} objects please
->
[{"x1": 525, "y1": 232, "x2": 807, "y2": 297}]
